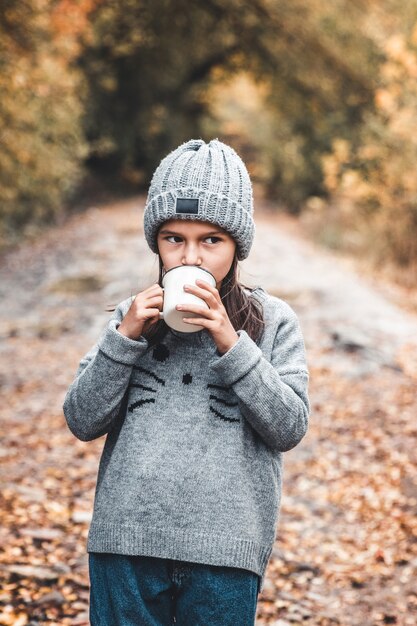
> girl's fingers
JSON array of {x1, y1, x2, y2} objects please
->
[
  {"x1": 183, "y1": 284, "x2": 217, "y2": 306},
  {"x1": 176, "y1": 303, "x2": 209, "y2": 315},
  {"x1": 195, "y1": 280, "x2": 220, "y2": 299},
  {"x1": 132, "y1": 285, "x2": 161, "y2": 301},
  {"x1": 182, "y1": 317, "x2": 206, "y2": 325},
  {"x1": 144, "y1": 283, "x2": 163, "y2": 295},
  {"x1": 142, "y1": 308, "x2": 162, "y2": 322},
  {"x1": 146, "y1": 294, "x2": 163, "y2": 303}
]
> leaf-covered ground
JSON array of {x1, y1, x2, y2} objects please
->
[{"x1": 0, "y1": 194, "x2": 416, "y2": 625}]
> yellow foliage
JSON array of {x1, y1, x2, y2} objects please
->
[
  {"x1": 374, "y1": 89, "x2": 396, "y2": 114},
  {"x1": 0, "y1": 0, "x2": 95, "y2": 249},
  {"x1": 319, "y1": 27, "x2": 417, "y2": 270}
]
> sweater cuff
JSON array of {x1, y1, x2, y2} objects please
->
[
  {"x1": 98, "y1": 319, "x2": 149, "y2": 366},
  {"x1": 209, "y1": 329, "x2": 263, "y2": 386}
]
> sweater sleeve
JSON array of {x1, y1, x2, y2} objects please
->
[
  {"x1": 63, "y1": 301, "x2": 149, "y2": 442},
  {"x1": 208, "y1": 306, "x2": 310, "y2": 453}
]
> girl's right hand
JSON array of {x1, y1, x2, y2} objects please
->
[{"x1": 117, "y1": 283, "x2": 163, "y2": 340}]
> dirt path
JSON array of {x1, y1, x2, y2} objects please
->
[{"x1": 0, "y1": 194, "x2": 416, "y2": 625}]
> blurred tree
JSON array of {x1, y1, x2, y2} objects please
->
[
  {"x1": 299, "y1": 1, "x2": 417, "y2": 276},
  {"x1": 255, "y1": 0, "x2": 380, "y2": 210},
  {"x1": 0, "y1": 0, "x2": 94, "y2": 248},
  {"x1": 79, "y1": 0, "x2": 379, "y2": 206},
  {"x1": 318, "y1": 28, "x2": 417, "y2": 275}
]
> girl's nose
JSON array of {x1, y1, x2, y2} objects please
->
[
  {"x1": 182, "y1": 260, "x2": 202, "y2": 267},
  {"x1": 181, "y1": 254, "x2": 202, "y2": 266}
]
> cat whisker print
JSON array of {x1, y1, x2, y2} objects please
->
[
  {"x1": 209, "y1": 406, "x2": 240, "y2": 423},
  {"x1": 208, "y1": 388, "x2": 240, "y2": 423},
  {"x1": 128, "y1": 364, "x2": 164, "y2": 413},
  {"x1": 129, "y1": 383, "x2": 158, "y2": 393},
  {"x1": 208, "y1": 394, "x2": 238, "y2": 408},
  {"x1": 128, "y1": 398, "x2": 156, "y2": 412},
  {"x1": 133, "y1": 365, "x2": 166, "y2": 385}
]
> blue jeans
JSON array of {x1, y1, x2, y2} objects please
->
[{"x1": 89, "y1": 553, "x2": 261, "y2": 625}]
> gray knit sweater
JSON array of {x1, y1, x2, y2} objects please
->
[{"x1": 62, "y1": 287, "x2": 310, "y2": 592}]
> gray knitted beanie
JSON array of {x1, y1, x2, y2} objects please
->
[{"x1": 143, "y1": 138, "x2": 255, "y2": 261}]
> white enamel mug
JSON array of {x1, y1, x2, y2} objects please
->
[{"x1": 159, "y1": 265, "x2": 216, "y2": 333}]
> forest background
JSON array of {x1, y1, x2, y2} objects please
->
[{"x1": 1, "y1": 0, "x2": 417, "y2": 286}]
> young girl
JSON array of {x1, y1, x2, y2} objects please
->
[{"x1": 63, "y1": 138, "x2": 310, "y2": 626}]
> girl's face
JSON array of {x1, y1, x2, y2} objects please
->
[{"x1": 157, "y1": 219, "x2": 237, "y2": 290}]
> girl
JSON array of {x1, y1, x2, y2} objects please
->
[{"x1": 63, "y1": 138, "x2": 310, "y2": 626}]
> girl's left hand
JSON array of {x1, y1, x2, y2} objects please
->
[{"x1": 176, "y1": 279, "x2": 239, "y2": 355}]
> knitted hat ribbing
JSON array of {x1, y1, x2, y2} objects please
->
[{"x1": 143, "y1": 138, "x2": 255, "y2": 261}]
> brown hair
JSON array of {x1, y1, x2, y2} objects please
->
[{"x1": 106, "y1": 251, "x2": 266, "y2": 348}]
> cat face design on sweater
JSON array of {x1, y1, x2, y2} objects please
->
[{"x1": 128, "y1": 342, "x2": 241, "y2": 424}]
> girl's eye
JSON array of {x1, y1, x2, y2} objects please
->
[
  {"x1": 165, "y1": 236, "x2": 221, "y2": 244},
  {"x1": 165, "y1": 235, "x2": 181, "y2": 243}
]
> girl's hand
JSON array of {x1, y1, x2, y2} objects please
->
[
  {"x1": 177, "y1": 279, "x2": 239, "y2": 354},
  {"x1": 118, "y1": 283, "x2": 163, "y2": 340}
]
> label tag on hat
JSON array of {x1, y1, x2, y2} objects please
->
[{"x1": 175, "y1": 197, "x2": 200, "y2": 214}]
